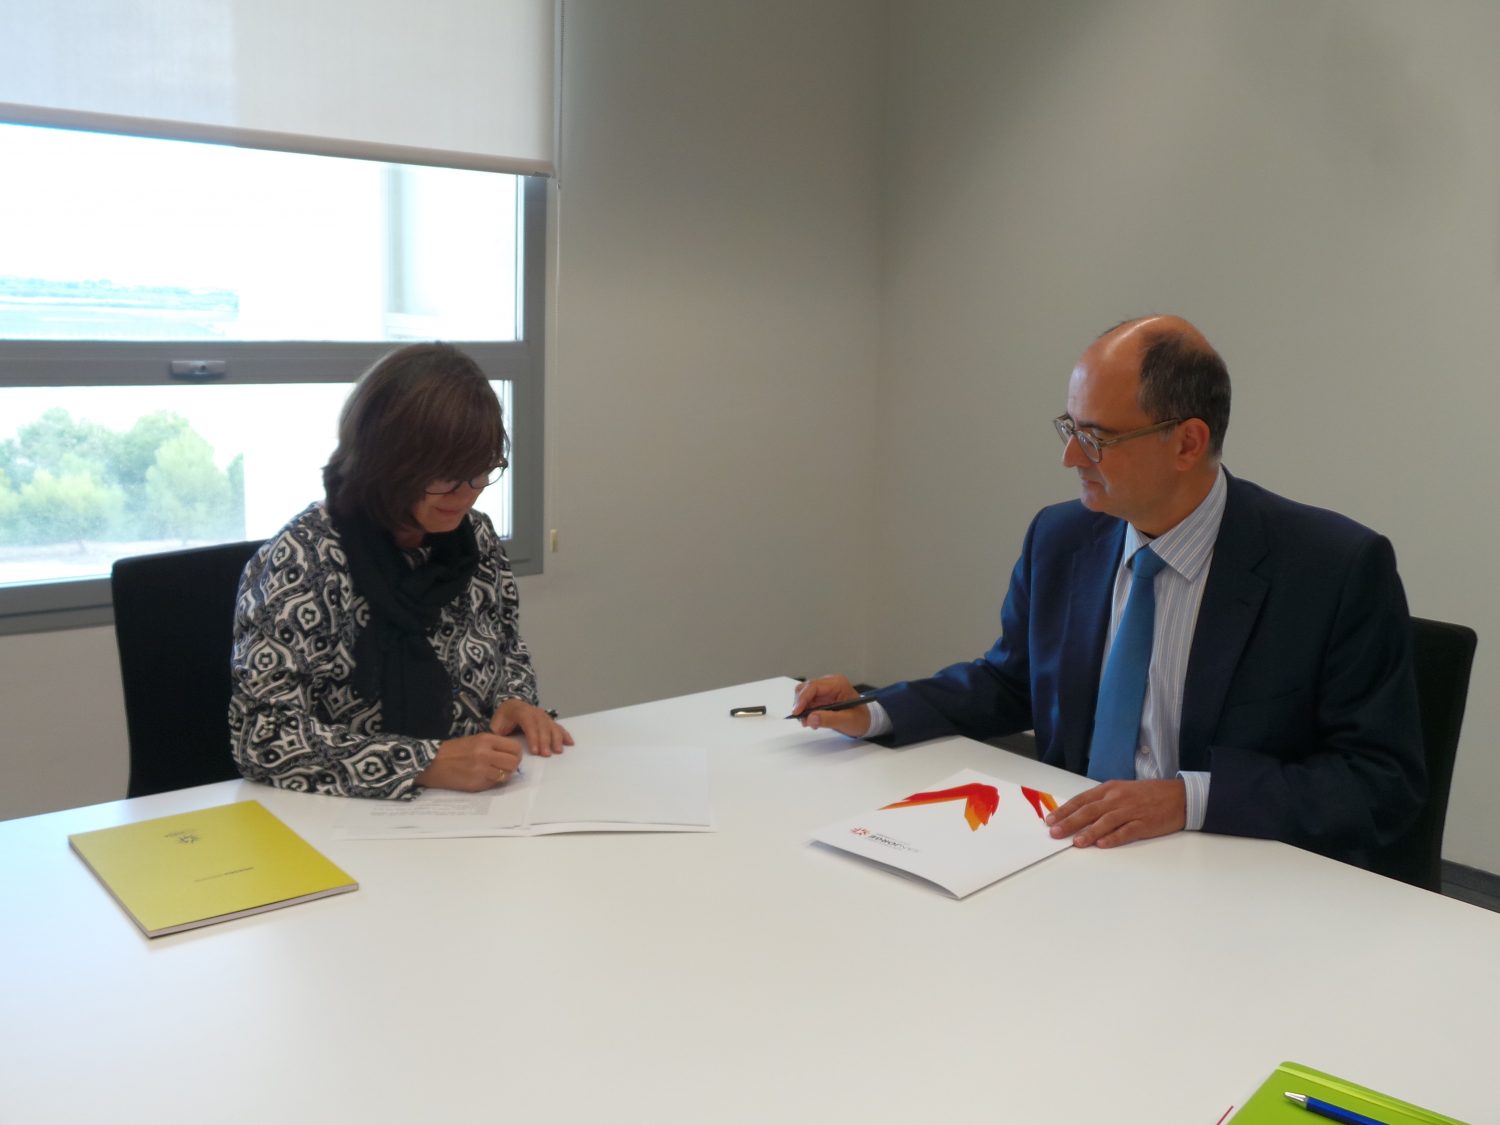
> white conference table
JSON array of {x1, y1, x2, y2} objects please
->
[{"x1": 3, "y1": 677, "x2": 1496, "y2": 1124}]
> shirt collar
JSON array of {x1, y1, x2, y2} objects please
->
[{"x1": 1122, "y1": 466, "x2": 1227, "y2": 582}]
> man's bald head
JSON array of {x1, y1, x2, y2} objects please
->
[{"x1": 1094, "y1": 315, "x2": 1231, "y2": 456}]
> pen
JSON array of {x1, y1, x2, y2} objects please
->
[
  {"x1": 1284, "y1": 1092, "x2": 1390, "y2": 1125},
  {"x1": 785, "y1": 693, "x2": 879, "y2": 720}
]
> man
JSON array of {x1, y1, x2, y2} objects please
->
[{"x1": 795, "y1": 316, "x2": 1423, "y2": 868}]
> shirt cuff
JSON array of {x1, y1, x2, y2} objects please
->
[
  {"x1": 1177, "y1": 770, "x2": 1209, "y2": 831},
  {"x1": 864, "y1": 700, "x2": 893, "y2": 739}
]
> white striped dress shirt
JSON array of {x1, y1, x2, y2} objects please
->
[{"x1": 1107, "y1": 467, "x2": 1227, "y2": 830}]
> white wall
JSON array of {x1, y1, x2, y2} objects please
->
[
  {"x1": 874, "y1": 0, "x2": 1500, "y2": 869},
  {"x1": 0, "y1": 0, "x2": 882, "y2": 821}
]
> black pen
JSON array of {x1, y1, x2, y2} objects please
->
[
  {"x1": 785, "y1": 693, "x2": 879, "y2": 720},
  {"x1": 1284, "y1": 1092, "x2": 1389, "y2": 1125}
]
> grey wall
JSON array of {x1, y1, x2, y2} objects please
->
[
  {"x1": 0, "y1": 625, "x2": 128, "y2": 818},
  {"x1": 873, "y1": 0, "x2": 1500, "y2": 869},
  {"x1": 4, "y1": 0, "x2": 1498, "y2": 877},
  {"x1": 520, "y1": 0, "x2": 881, "y2": 715}
]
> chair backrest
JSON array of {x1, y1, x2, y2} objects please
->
[
  {"x1": 1372, "y1": 616, "x2": 1477, "y2": 891},
  {"x1": 112, "y1": 539, "x2": 265, "y2": 798}
]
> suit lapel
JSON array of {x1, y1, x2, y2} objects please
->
[
  {"x1": 1060, "y1": 518, "x2": 1125, "y2": 772},
  {"x1": 1180, "y1": 477, "x2": 1270, "y2": 769}
]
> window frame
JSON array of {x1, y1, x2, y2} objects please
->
[{"x1": 0, "y1": 174, "x2": 547, "y2": 636}]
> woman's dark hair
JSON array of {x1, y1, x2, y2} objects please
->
[{"x1": 323, "y1": 343, "x2": 508, "y2": 534}]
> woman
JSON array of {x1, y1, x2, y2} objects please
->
[{"x1": 229, "y1": 343, "x2": 570, "y2": 798}]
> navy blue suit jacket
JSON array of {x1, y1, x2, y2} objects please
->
[{"x1": 876, "y1": 474, "x2": 1424, "y2": 867}]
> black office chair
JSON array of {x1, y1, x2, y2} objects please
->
[
  {"x1": 112, "y1": 539, "x2": 265, "y2": 798},
  {"x1": 1371, "y1": 616, "x2": 1478, "y2": 892}
]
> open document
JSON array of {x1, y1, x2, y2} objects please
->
[
  {"x1": 334, "y1": 745, "x2": 711, "y2": 839},
  {"x1": 812, "y1": 768, "x2": 1072, "y2": 898}
]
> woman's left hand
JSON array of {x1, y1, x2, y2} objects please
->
[{"x1": 491, "y1": 699, "x2": 574, "y2": 757}]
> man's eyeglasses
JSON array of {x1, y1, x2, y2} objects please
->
[
  {"x1": 424, "y1": 461, "x2": 508, "y2": 495},
  {"x1": 1053, "y1": 415, "x2": 1182, "y2": 464}
]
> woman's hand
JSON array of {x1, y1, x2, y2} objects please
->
[
  {"x1": 491, "y1": 698, "x2": 574, "y2": 757},
  {"x1": 417, "y1": 733, "x2": 524, "y2": 791}
]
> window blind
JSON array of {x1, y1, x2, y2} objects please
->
[{"x1": 0, "y1": 0, "x2": 554, "y2": 174}]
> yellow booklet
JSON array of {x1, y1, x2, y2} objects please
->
[{"x1": 69, "y1": 801, "x2": 357, "y2": 937}]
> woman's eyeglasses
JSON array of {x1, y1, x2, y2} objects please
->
[{"x1": 424, "y1": 462, "x2": 509, "y2": 495}]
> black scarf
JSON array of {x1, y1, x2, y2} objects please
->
[{"x1": 333, "y1": 510, "x2": 481, "y2": 738}]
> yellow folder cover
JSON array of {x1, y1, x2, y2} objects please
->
[{"x1": 69, "y1": 800, "x2": 357, "y2": 937}]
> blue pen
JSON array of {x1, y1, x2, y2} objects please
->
[{"x1": 1284, "y1": 1092, "x2": 1390, "y2": 1125}]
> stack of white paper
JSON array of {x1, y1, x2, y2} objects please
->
[{"x1": 334, "y1": 745, "x2": 711, "y2": 839}]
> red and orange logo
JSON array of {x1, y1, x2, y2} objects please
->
[{"x1": 881, "y1": 783, "x2": 1057, "y2": 831}]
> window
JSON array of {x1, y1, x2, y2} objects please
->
[{"x1": 0, "y1": 122, "x2": 547, "y2": 635}]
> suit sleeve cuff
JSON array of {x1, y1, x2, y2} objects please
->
[
  {"x1": 1177, "y1": 770, "x2": 1209, "y2": 831},
  {"x1": 864, "y1": 700, "x2": 894, "y2": 739}
]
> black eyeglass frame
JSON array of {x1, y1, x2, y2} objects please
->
[
  {"x1": 1053, "y1": 414, "x2": 1183, "y2": 464},
  {"x1": 423, "y1": 461, "x2": 510, "y2": 495}
]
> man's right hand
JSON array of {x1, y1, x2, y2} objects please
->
[
  {"x1": 417, "y1": 733, "x2": 525, "y2": 792},
  {"x1": 791, "y1": 675, "x2": 870, "y2": 737}
]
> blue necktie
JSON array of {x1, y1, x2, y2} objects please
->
[{"x1": 1087, "y1": 545, "x2": 1168, "y2": 781}]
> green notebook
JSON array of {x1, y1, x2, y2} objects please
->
[{"x1": 1231, "y1": 1061, "x2": 1468, "y2": 1125}]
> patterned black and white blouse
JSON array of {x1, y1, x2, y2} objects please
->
[{"x1": 229, "y1": 502, "x2": 539, "y2": 798}]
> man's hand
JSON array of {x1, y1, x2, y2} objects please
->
[
  {"x1": 1045, "y1": 779, "x2": 1187, "y2": 848},
  {"x1": 417, "y1": 733, "x2": 525, "y2": 792},
  {"x1": 491, "y1": 698, "x2": 574, "y2": 757},
  {"x1": 790, "y1": 675, "x2": 869, "y2": 737}
]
